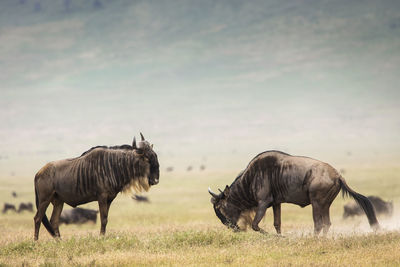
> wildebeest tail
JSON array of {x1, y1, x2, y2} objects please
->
[
  {"x1": 339, "y1": 177, "x2": 380, "y2": 230},
  {"x1": 34, "y1": 186, "x2": 56, "y2": 237}
]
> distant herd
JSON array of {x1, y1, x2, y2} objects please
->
[{"x1": 1, "y1": 134, "x2": 395, "y2": 240}]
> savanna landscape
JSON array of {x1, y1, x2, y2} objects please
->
[
  {"x1": 1, "y1": 166, "x2": 399, "y2": 266},
  {"x1": 1, "y1": 0, "x2": 400, "y2": 266}
]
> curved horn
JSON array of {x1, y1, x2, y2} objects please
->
[
  {"x1": 140, "y1": 132, "x2": 145, "y2": 141},
  {"x1": 132, "y1": 137, "x2": 137, "y2": 149},
  {"x1": 208, "y1": 187, "x2": 219, "y2": 199}
]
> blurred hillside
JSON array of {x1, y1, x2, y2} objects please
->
[{"x1": 1, "y1": 0, "x2": 400, "y2": 179}]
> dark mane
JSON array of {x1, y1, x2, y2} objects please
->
[
  {"x1": 228, "y1": 151, "x2": 290, "y2": 211},
  {"x1": 248, "y1": 150, "x2": 290, "y2": 164},
  {"x1": 74, "y1": 145, "x2": 149, "y2": 196},
  {"x1": 230, "y1": 170, "x2": 244, "y2": 187},
  {"x1": 230, "y1": 150, "x2": 289, "y2": 187},
  {"x1": 80, "y1": 144, "x2": 133, "y2": 157}
]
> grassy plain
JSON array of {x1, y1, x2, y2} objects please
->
[{"x1": 0, "y1": 167, "x2": 399, "y2": 266}]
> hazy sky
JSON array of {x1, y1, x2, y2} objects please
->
[{"x1": 1, "y1": 0, "x2": 400, "y2": 178}]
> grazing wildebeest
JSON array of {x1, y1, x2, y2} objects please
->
[
  {"x1": 18, "y1": 202, "x2": 34, "y2": 213},
  {"x1": 33, "y1": 133, "x2": 160, "y2": 240},
  {"x1": 131, "y1": 194, "x2": 150, "y2": 203},
  {"x1": 2, "y1": 203, "x2": 16, "y2": 214},
  {"x1": 343, "y1": 196, "x2": 393, "y2": 219},
  {"x1": 209, "y1": 151, "x2": 380, "y2": 236},
  {"x1": 59, "y1": 208, "x2": 98, "y2": 225}
]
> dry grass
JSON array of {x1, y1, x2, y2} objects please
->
[{"x1": 1, "y1": 167, "x2": 400, "y2": 266}]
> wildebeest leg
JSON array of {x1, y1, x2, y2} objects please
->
[
  {"x1": 98, "y1": 195, "x2": 112, "y2": 235},
  {"x1": 50, "y1": 198, "x2": 64, "y2": 238},
  {"x1": 34, "y1": 199, "x2": 52, "y2": 241},
  {"x1": 320, "y1": 182, "x2": 340, "y2": 236},
  {"x1": 321, "y1": 207, "x2": 331, "y2": 236},
  {"x1": 311, "y1": 203, "x2": 323, "y2": 236},
  {"x1": 272, "y1": 204, "x2": 281, "y2": 234},
  {"x1": 252, "y1": 201, "x2": 271, "y2": 234}
]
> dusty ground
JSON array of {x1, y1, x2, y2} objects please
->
[{"x1": 0, "y1": 167, "x2": 399, "y2": 266}]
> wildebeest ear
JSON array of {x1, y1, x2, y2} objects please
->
[
  {"x1": 223, "y1": 185, "x2": 230, "y2": 197},
  {"x1": 132, "y1": 137, "x2": 137, "y2": 149}
]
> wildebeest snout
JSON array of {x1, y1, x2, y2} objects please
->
[{"x1": 150, "y1": 177, "x2": 159, "y2": 185}]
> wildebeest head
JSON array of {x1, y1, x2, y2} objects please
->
[
  {"x1": 208, "y1": 186, "x2": 240, "y2": 231},
  {"x1": 133, "y1": 133, "x2": 160, "y2": 186}
]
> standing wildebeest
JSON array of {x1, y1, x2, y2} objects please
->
[
  {"x1": 34, "y1": 133, "x2": 160, "y2": 240},
  {"x1": 209, "y1": 151, "x2": 379, "y2": 235},
  {"x1": 343, "y1": 196, "x2": 393, "y2": 219},
  {"x1": 2, "y1": 203, "x2": 17, "y2": 213},
  {"x1": 18, "y1": 202, "x2": 34, "y2": 213},
  {"x1": 59, "y1": 208, "x2": 98, "y2": 225}
]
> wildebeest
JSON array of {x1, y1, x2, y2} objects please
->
[
  {"x1": 343, "y1": 196, "x2": 393, "y2": 219},
  {"x1": 2, "y1": 203, "x2": 16, "y2": 213},
  {"x1": 59, "y1": 208, "x2": 98, "y2": 225},
  {"x1": 131, "y1": 194, "x2": 150, "y2": 203},
  {"x1": 18, "y1": 202, "x2": 34, "y2": 213},
  {"x1": 209, "y1": 151, "x2": 379, "y2": 236},
  {"x1": 33, "y1": 133, "x2": 160, "y2": 240},
  {"x1": 12, "y1": 191, "x2": 17, "y2": 198}
]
